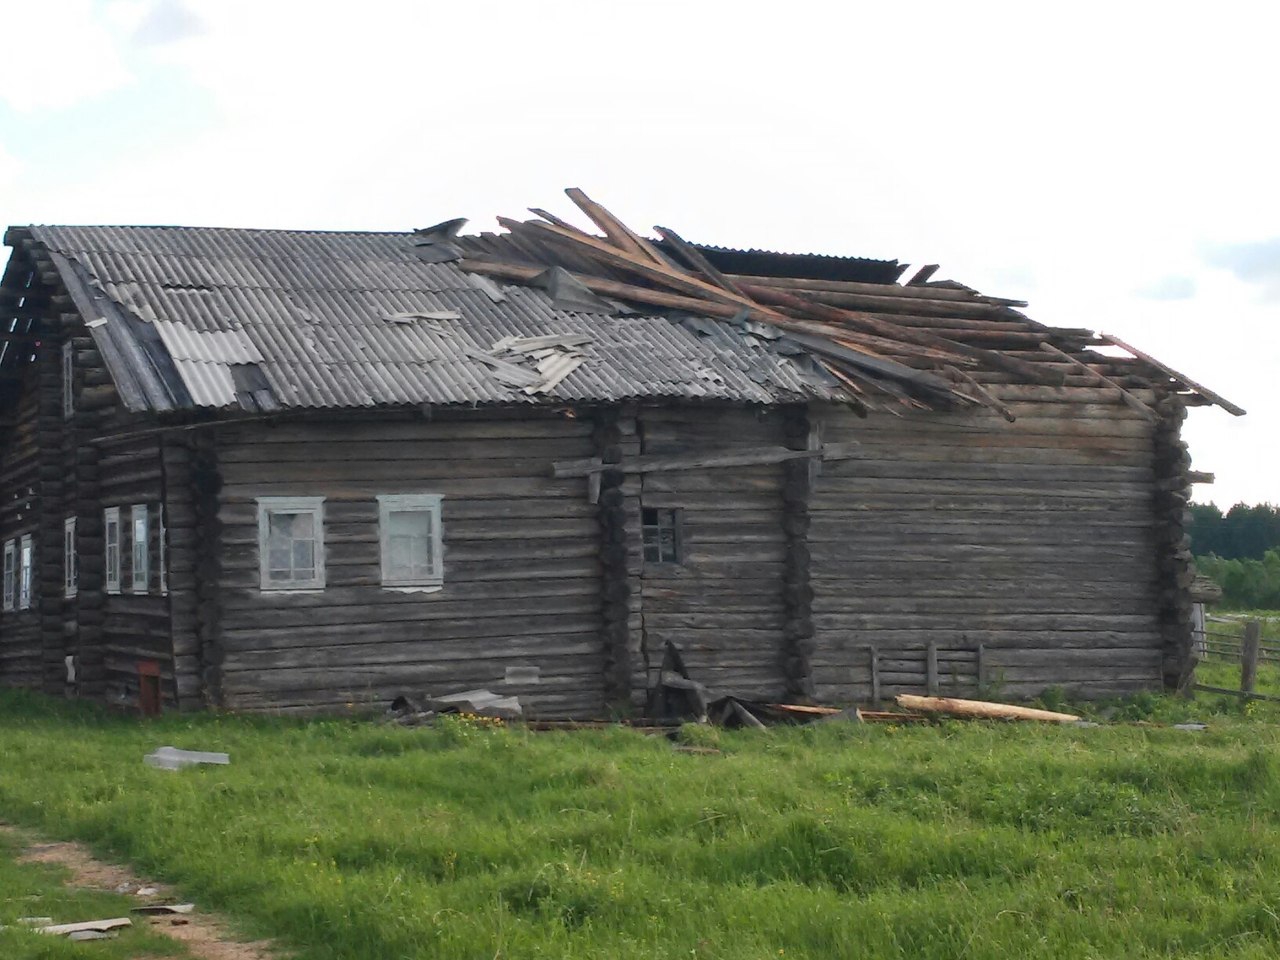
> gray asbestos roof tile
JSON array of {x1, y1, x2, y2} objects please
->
[{"x1": 26, "y1": 225, "x2": 848, "y2": 414}]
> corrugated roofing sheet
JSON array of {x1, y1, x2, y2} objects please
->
[{"x1": 24, "y1": 225, "x2": 850, "y2": 414}]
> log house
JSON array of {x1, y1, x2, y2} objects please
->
[{"x1": 0, "y1": 197, "x2": 1241, "y2": 714}]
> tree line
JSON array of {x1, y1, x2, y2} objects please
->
[{"x1": 1191, "y1": 503, "x2": 1280, "y2": 609}]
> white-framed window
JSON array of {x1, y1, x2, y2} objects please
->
[
  {"x1": 64, "y1": 516, "x2": 77, "y2": 598},
  {"x1": 2, "y1": 539, "x2": 15, "y2": 612},
  {"x1": 18, "y1": 534, "x2": 32, "y2": 610},
  {"x1": 62, "y1": 340, "x2": 74, "y2": 419},
  {"x1": 377, "y1": 494, "x2": 444, "y2": 588},
  {"x1": 104, "y1": 507, "x2": 121, "y2": 594},
  {"x1": 131, "y1": 504, "x2": 149, "y2": 593},
  {"x1": 257, "y1": 496, "x2": 325, "y2": 591},
  {"x1": 158, "y1": 505, "x2": 168, "y2": 595}
]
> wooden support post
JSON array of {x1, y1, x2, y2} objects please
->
[
  {"x1": 870, "y1": 645, "x2": 881, "y2": 703},
  {"x1": 1242, "y1": 621, "x2": 1261, "y2": 695},
  {"x1": 976, "y1": 643, "x2": 986, "y2": 692},
  {"x1": 926, "y1": 642, "x2": 939, "y2": 695}
]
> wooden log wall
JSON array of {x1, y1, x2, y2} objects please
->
[
  {"x1": 1152, "y1": 393, "x2": 1195, "y2": 689},
  {"x1": 161, "y1": 433, "x2": 202, "y2": 709},
  {"x1": 96, "y1": 429, "x2": 176, "y2": 708},
  {"x1": 210, "y1": 410, "x2": 607, "y2": 716},
  {"x1": 780, "y1": 405, "x2": 815, "y2": 699},
  {"x1": 593, "y1": 405, "x2": 632, "y2": 713},
  {"x1": 809, "y1": 386, "x2": 1165, "y2": 702},
  {"x1": 636, "y1": 405, "x2": 789, "y2": 698},
  {"x1": 0, "y1": 384, "x2": 42, "y2": 688}
]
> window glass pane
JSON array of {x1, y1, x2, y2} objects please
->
[
  {"x1": 380, "y1": 502, "x2": 440, "y2": 583},
  {"x1": 659, "y1": 525, "x2": 678, "y2": 562},
  {"x1": 263, "y1": 506, "x2": 322, "y2": 586},
  {"x1": 642, "y1": 508, "x2": 681, "y2": 564},
  {"x1": 268, "y1": 546, "x2": 292, "y2": 573}
]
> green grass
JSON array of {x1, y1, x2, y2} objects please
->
[
  {"x1": 3, "y1": 692, "x2": 1280, "y2": 959},
  {"x1": 0, "y1": 830, "x2": 189, "y2": 960}
]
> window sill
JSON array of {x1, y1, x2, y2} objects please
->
[{"x1": 383, "y1": 584, "x2": 444, "y2": 594}]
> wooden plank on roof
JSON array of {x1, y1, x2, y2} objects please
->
[
  {"x1": 1038, "y1": 342, "x2": 1158, "y2": 422},
  {"x1": 1099, "y1": 333, "x2": 1246, "y2": 416}
]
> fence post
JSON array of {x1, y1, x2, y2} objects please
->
[{"x1": 1241, "y1": 621, "x2": 1261, "y2": 695}]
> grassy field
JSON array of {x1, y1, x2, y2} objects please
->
[{"x1": 3, "y1": 691, "x2": 1280, "y2": 959}]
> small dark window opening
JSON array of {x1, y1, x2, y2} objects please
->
[{"x1": 642, "y1": 508, "x2": 683, "y2": 564}]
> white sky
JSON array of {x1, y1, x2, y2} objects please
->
[{"x1": 2, "y1": 0, "x2": 1275, "y2": 505}]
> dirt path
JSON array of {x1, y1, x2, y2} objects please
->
[{"x1": 1, "y1": 823, "x2": 281, "y2": 960}]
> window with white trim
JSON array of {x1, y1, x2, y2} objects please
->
[
  {"x1": 104, "y1": 507, "x2": 121, "y2": 594},
  {"x1": 131, "y1": 504, "x2": 149, "y2": 593},
  {"x1": 158, "y1": 505, "x2": 168, "y2": 595},
  {"x1": 377, "y1": 494, "x2": 443, "y2": 587},
  {"x1": 257, "y1": 497, "x2": 325, "y2": 590},
  {"x1": 18, "y1": 534, "x2": 32, "y2": 610},
  {"x1": 62, "y1": 340, "x2": 74, "y2": 419},
  {"x1": 2, "y1": 539, "x2": 15, "y2": 612},
  {"x1": 64, "y1": 516, "x2": 77, "y2": 598}
]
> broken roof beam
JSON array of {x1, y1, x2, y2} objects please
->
[
  {"x1": 906, "y1": 264, "x2": 941, "y2": 285},
  {"x1": 943, "y1": 364, "x2": 1017, "y2": 422},
  {"x1": 726, "y1": 273, "x2": 1029, "y2": 309},
  {"x1": 653, "y1": 226, "x2": 752, "y2": 299},
  {"x1": 736, "y1": 280, "x2": 1066, "y2": 387},
  {"x1": 1038, "y1": 342, "x2": 1158, "y2": 422},
  {"x1": 461, "y1": 258, "x2": 965, "y2": 401},
  {"x1": 1099, "y1": 333, "x2": 1246, "y2": 416},
  {"x1": 563, "y1": 188, "x2": 672, "y2": 269}
]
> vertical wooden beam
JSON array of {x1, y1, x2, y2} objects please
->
[
  {"x1": 869, "y1": 645, "x2": 881, "y2": 703},
  {"x1": 594, "y1": 405, "x2": 632, "y2": 714},
  {"x1": 926, "y1": 642, "x2": 939, "y2": 695},
  {"x1": 1152, "y1": 392, "x2": 1197, "y2": 694},
  {"x1": 1241, "y1": 621, "x2": 1261, "y2": 695},
  {"x1": 780, "y1": 404, "x2": 815, "y2": 700}
]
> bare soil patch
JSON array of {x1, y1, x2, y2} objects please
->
[{"x1": 1, "y1": 823, "x2": 280, "y2": 960}]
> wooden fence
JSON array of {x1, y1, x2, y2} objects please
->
[{"x1": 1193, "y1": 615, "x2": 1280, "y2": 701}]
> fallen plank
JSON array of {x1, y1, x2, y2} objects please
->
[{"x1": 895, "y1": 694, "x2": 1080, "y2": 723}]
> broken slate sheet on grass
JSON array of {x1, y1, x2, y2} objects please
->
[{"x1": 143, "y1": 746, "x2": 230, "y2": 770}]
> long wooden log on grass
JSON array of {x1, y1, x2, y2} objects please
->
[{"x1": 895, "y1": 694, "x2": 1080, "y2": 723}]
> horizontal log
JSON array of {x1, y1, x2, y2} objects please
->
[{"x1": 552, "y1": 443, "x2": 858, "y2": 478}]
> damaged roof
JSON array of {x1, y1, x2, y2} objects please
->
[
  {"x1": 2, "y1": 225, "x2": 857, "y2": 413},
  {"x1": 0, "y1": 190, "x2": 1244, "y2": 418}
]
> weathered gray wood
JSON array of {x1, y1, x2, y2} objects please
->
[{"x1": 552, "y1": 443, "x2": 859, "y2": 478}]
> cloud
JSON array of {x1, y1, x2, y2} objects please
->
[
  {"x1": 1134, "y1": 275, "x2": 1197, "y2": 300},
  {"x1": 131, "y1": 0, "x2": 205, "y2": 46},
  {"x1": 1205, "y1": 238, "x2": 1280, "y2": 299},
  {"x1": 0, "y1": 1, "x2": 133, "y2": 111}
]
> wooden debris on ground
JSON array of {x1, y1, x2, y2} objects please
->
[{"x1": 895, "y1": 694, "x2": 1080, "y2": 723}]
